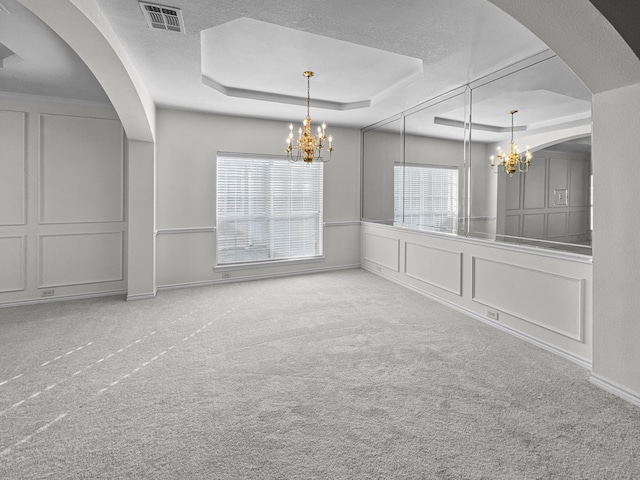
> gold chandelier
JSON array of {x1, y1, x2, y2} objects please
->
[
  {"x1": 286, "y1": 71, "x2": 333, "y2": 163},
  {"x1": 489, "y1": 109, "x2": 532, "y2": 176}
]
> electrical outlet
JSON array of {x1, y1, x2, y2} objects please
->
[
  {"x1": 41, "y1": 289, "x2": 54, "y2": 297},
  {"x1": 222, "y1": 273, "x2": 230, "y2": 279},
  {"x1": 487, "y1": 309, "x2": 499, "y2": 321}
]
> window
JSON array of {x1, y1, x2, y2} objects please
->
[
  {"x1": 216, "y1": 153, "x2": 323, "y2": 266},
  {"x1": 394, "y1": 164, "x2": 458, "y2": 232}
]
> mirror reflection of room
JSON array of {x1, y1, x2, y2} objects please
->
[
  {"x1": 470, "y1": 53, "x2": 592, "y2": 255},
  {"x1": 362, "y1": 51, "x2": 592, "y2": 256}
]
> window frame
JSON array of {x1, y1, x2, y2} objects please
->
[
  {"x1": 394, "y1": 162, "x2": 459, "y2": 232},
  {"x1": 215, "y1": 152, "x2": 324, "y2": 270}
]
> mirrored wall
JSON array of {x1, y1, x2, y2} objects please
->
[{"x1": 362, "y1": 51, "x2": 592, "y2": 255}]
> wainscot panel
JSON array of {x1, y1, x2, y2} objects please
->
[
  {"x1": 0, "y1": 236, "x2": 25, "y2": 292},
  {"x1": 404, "y1": 242, "x2": 462, "y2": 295},
  {"x1": 363, "y1": 233, "x2": 400, "y2": 272},
  {"x1": 0, "y1": 110, "x2": 26, "y2": 226},
  {"x1": 360, "y1": 221, "x2": 592, "y2": 367},
  {"x1": 472, "y1": 257, "x2": 584, "y2": 341},
  {"x1": 547, "y1": 211, "x2": 568, "y2": 238},
  {"x1": 39, "y1": 232, "x2": 124, "y2": 287},
  {"x1": 39, "y1": 114, "x2": 124, "y2": 224}
]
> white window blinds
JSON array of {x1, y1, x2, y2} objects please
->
[
  {"x1": 216, "y1": 153, "x2": 323, "y2": 266},
  {"x1": 394, "y1": 163, "x2": 458, "y2": 232}
]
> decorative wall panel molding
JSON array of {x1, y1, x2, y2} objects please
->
[
  {"x1": 504, "y1": 215, "x2": 520, "y2": 236},
  {"x1": 363, "y1": 233, "x2": 400, "y2": 271},
  {"x1": 38, "y1": 232, "x2": 124, "y2": 287},
  {"x1": 404, "y1": 242, "x2": 462, "y2": 295},
  {"x1": 0, "y1": 236, "x2": 26, "y2": 292},
  {"x1": 472, "y1": 257, "x2": 584, "y2": 341},
  {"x1": 547, "y1": 212, "x2": 568, "y2": 238},
  {"x1": 0, "y1": 110, "x2": 27, "y2": 225},
  {"x1": 39, "y1": 114, "x2": 124, "y2": 224},
  {"x1": 522, "y1": 213, "x2": 545, "y2": 239}
]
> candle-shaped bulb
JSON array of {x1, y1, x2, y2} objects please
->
[{"x1": 289, "y1": 123, "x2": 293, "y2": 131}]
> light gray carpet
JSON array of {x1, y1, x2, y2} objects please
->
[{"x1": 1, "y1": 269, "x2": 639, "y2": 479}]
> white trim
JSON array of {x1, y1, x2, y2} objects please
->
[
  {"x1": 0, "y1": 289, "x2": 127, "y2": 309},
  {"x1": 159, "y1": 264, "x2": 360, "y2": 291},
  {"x1": 156, "y1": 226, "x2": 216, "y2": 235},
  {"x1": 361, "y1": 221, "x2": 593, "y2": 264},
  {"x1": 361, "y1": 264, "x2": 592, "y2": 370},
  {"x1": 404, "y1": 242, "x2": 463, "y2": 296},
  {"x1": 589, "y1": 373, "x2": 640, "y2": 408},
  {"x1": 324, "y1": 221, "x2": 361, "y2": 227},
  {"x1": 126, "y1": 291, "x2": 157, "y2": 301},
  {"x1": 471, "y1": 256, "x2": 585, "y2": 342}
]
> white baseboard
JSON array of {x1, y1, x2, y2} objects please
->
[
  {"x1": 589, "y1": 373, "x2": 640, "y2": 408},
  {"x1": 362, "y1": 265, "x2": 592, "y2": 370},
  {"x1": 157, "y1": 264, "x2": 361, "y2": 292},
  {"x1": 0, "y1": 289, "x2": 127, "y2": 309},
  {"x1": 126, "y1": 291, "x2": 157, "y2": 301}
]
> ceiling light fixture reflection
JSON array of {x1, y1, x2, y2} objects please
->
[
  {"x1": 489, "y1": 109, "x2": 532, "y2": 176},
  {"x1": 286, "y1": 71, "x2": 333, "y2": 163}
]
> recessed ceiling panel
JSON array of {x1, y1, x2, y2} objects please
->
[{"x1": 201, "y1": 18, "x2": 423, "y2": 109}]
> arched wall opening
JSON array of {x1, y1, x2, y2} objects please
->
[{"x1": 16, "y1": 0, "x2": 158, "y2": 300}]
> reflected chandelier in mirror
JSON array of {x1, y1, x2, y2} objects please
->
[{"x1": 489, "y1": 110, "x2": 533, "y2": 176}]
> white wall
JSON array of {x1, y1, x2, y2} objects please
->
[
  {"x1": 591, "y1": 83, "x2": 640, "y2": 401},
  {"x1": 154, "y1": 108, "x2": 361, "y2": 288},
  {"x1": 0, "y1": 95, "x2": 127, "y2": 305}
]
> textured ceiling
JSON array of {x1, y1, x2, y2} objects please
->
[
  {"x1": 589, "y1": 0, "x2": 640, "y2": 61},
  {"x1": 1, "y1": 0, "x2": 597, "y2": 143},
  {"x1": 85, "y1": 0, "x2": 551, "y2": 129}
]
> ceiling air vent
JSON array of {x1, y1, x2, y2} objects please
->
[{"x1": 139, "y1": 2, "x2": 184, "y2": 33}]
